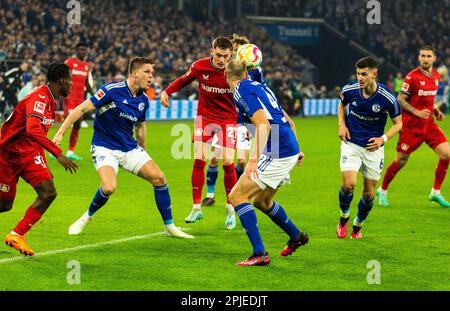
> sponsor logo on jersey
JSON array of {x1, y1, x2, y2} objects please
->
[
  {"x1": 72, "y1": 69, "x2": 88, "y2": 76},
  {"x1": 418, "y1": 89, "x2": 437, "y2": 96},
  {"x1": 119, "y1": 112, "x2": 138, "y2": 122},
  {"x1": 138, "y1": 103, "x2": 145, "y2": 111},
  {"x1": 34, "y1": 101, "x2": 46, "y2": 114},
  {"x1": 41, "y1": 117, "x2": 55, "y2": 126},
  {"x1": 200, "y1": 83, "x2": 232, "y2": 94},
  {"x1": 95, "y1": 89, "x2": 106, "y2": 100},
  {"x1": 0, "y1": 184, "x2": 10, "y2": 193},
  {"x1": 372, "y1": 104, "x2": 381, "y2": 113},
  {"x1": 98, "y1": 102, "x2": 116, "y2": 115}
]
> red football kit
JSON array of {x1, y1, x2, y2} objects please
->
[
  {"x1": 397, "y1": 67, "x2": 447, "y2": 154},
  {"x1": 165, "y1": 57, "x2": 238, "y2": 148},
  {"x1": 0, "y1": 85, "x2": 62, "y2": 200},
  {"x1": 64, "y1": 57, "x2": 90, "y2": 114}
]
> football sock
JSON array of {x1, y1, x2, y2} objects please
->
[
  {"x1": 13, "y1": 207, "x2": 42, "y2": 236},
  {"x1": 206, "y1": 164, "x2": 218, "y2": 197},
  {"x1": 192, "y1": 159, "x2": 206, "y2": 205},
  {"x1": 433, "y1": 159, "x2": 449, "y2": 191},
  {"x1": 235, "y1": 164, "x2": 244, "y2": 180},
  {"x1": 154, "y1": 184, "x2": 173, "y2": 225},
  {"x1": 87, "y1": 188, "x2": 110, "y2": 217},
  {"x1": 339, "y1": 187, "x2": 353, "y2": 217},
  {"x1": 235, "y1": 203, "x2": 265, "y2": 254},
  {"x1": 355, "y1": 196, "x2": 374, "y2": 225},
  {"x1": 265, "y1": 201, "x2": 300, "y2": 241},
  {"x1": 226, "y1": 203, "x2": 234, "y2": 217},
  {"x1": 69, "y1": 127, "x2": 79, "y2": 151},
  {"x1": 381, "y1": 160, "x2": 401, "y2": 190},
  {"x1": 223, "y1": 163, "x2": 237, "y2": 203}
]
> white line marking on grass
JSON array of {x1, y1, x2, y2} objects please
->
[{"x1": 0, "y1": 228, "x2": 192, "y2": 264}]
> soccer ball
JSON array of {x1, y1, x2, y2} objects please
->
[{"x1": 235, "y1": 43, "x2": 263, "y2": 70}]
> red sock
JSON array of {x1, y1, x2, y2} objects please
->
[
  {"x1": 192, "y1": 159, "x2": 206, "y2": 204},
  {"x1": 223, "y1": 163, "x2": 237, "y2": 203},
  {"x1": 13, "y1": 207, "x2": 43, "y2": 236},
  {"x1": 69, "y1": 127, "x2": 80, "y2": 151},
  {"x1": 381, "y1": 160, "x2": 402, "y2": 190},
  {"x1": 433, "y1": 159, "x2": 449, "y2": 190}
]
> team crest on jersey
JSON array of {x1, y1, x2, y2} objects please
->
[
  {"x1": 372, "y1": 104, "x2": 381, "y2": 113},
  {"x1": 34, "y1": 101, "x2": 46, "y2": 114},
  {"x1": 138, "y1": 103, "x2": 145, "y2": 111},
  {"x1": 0, "y1": 184, "x2": 10, "y2": 193},
  {"x1": 401, "y1": 143, "x2": 409, "y2": 151},
  {"x1": 95, "y1": 89, "x2": 105, "y2": 100}
]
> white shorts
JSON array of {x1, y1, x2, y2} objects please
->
[
  {"x1": 340, "y1": 141, "x2": 384, "y2": 181},
  {"x1": 90, "y1": 145, "x2": 152, "y2": 175},
  {"x1": 253, "y1": 153, "x2": 299, "y2": 190},
  {"x1": 211, "y1": 125, "x2": 251, "y2": 150}
]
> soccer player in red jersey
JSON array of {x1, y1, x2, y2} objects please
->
[
  {"x1": 377, "y1": 46, "x2": 450, "y2": 207},
  {"x1": 161, "y1": 37, "x2": 238, "y2": 229},
  {"x1": 63, "y1": 42, "x2": 95, "y2": 160},
  {"x1": 0, "y1": 63, "x2": 78, "y2": 256}
]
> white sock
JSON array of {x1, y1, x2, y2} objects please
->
[
  {"x1": 206, "y1": 192, "x2": 215, "y2": 199},
  {"x1": 83, "y1": 212, "x2": 92, "y2": 220},
  {"x1": 66, "y1": 150, "x2": 74, "y2": 156},
  {"x1": 193, "y1": 204, "x2": 201, "y2": 211},
  {"x1": 165, "y1": 223, "x2": 177, "y2": 231},
  {"x1": 431, "y1": 188, "x2": 440, "y2": 195},
  {"x1": 378, "y1": 187, "x2": 387, "y2": 195},
  {"x1": 225, "y1": 204, "x2": 234, "y2": 217}
]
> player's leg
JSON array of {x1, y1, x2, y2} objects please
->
[
  {"x1": 0, "y1": 160, "x2": 18, "y2": 213},
  {"x1": 235, "y1": 126, "x2": 251, "y2": 179},
  {"x1": 222, "y1": 145, "x2": 238, "y2": 230},
  {"x1": 203, "y1": 144, "x2": 219, "y2": 207},
  {"x1": 135, "y1": 157, "x2": 194, "y2": 239},
  {"x1": 351, "y1": 177, "x2": 377, "y2": 239},
  {"x1": 228, "y1": 175, "x2": 270, "y2": 266},
  {"x1": 253, "y1": 187, "x2": 308, "y2": 256},
  {"x1": 377, "y1": 151, "x2": 410, "y2": 206},
  {"x1": 66, "y1": 102, "x2": 83, "y2": 160},
  {"x1": 186, "y1": 139, "x2": 208, "y2": 223},
  {"x1": 430, "y1": 141, "x2": 450, "y2": 207}
]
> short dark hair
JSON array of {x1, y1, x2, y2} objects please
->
[
  {"x1": 46, "y1": 63, "x2": 70, "y2": 82},
  {"x1": 128, "y1": 57, "x2": 154, "y2": 75},
  {"x1": 355, "y1": 56, "x2": 379, "y2": 69},
  {"x1": 76, "y1": 42, "x2": 88, "y2": 49},
  {"x1": 231, "y1": 33, "x2": 250, "y2": 46},
  {"x1": 212, "y1": 37, "x2": 233, "y2": 50},
  {"x1": 419, "y1": 45, "x2": 435, "y2": 54}
]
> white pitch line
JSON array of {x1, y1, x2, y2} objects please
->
[{"x1": 0, "y1": 228, "x2": 192, "y2": 264}]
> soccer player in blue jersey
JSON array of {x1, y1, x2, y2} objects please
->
[
  {"x1": 53, "y1": 57, "x2": 193, "y2": 239},
  {"x1": 336, "y1": 57, "x2": 402, "y2": 239},
  {"x1": 202, "y1": 34, "x2": 265, "y2": 208},
  {"x1": 225, "y1": 60, "x2": 308, "y2": 266}
]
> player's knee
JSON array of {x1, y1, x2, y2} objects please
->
[
  {"x1": 210, "y1": 157, "x2": 219, "y2": 166},
  {"x1": 439, "y1": 152, "x2": 450, "y2": 161},
  {"x1": 396, "y1": 158, "x2": 408, "y2": 168},
  {"x1": 228, "y1": 190, "x2": 245, "y2": 207},
  {"x1": 342, "y1": 183, "x2": 355, "y2": 193},
  {"x1": 237, "y1": 159, "x2": 247, "y2": 169},
  {"x1": 151, "y1": 173, "x2": 166, "y2": 187},
  {"x1": 0, "y1": 201, "x2": 13, "y2": 212},
  {"x1": 362, "y1": 191, "x2": 374, "y2": 202},
  {"x1": 102, "y1": 184, "x2": 116, "y2": 196},
  {"x1": 40, "y1": 189, "x2": 57, "y2": 203}
]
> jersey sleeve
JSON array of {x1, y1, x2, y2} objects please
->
[
  {"x1": 384, "y1": 88, "x2": 402, "y2": 119},
  {"x1": 139, "y1": 98, "x2": 150, "y2": 122},
  {"x1": 400, "y1": 74, "x2": 415, "y2": 95},
  {"x1": 238, "y1": 84, "x2": 263, "y2": 118},
  {"x1": 249, "y1": 68, "x2": 265, "y2": 84},
  {"x1": 89, "y1": 85, "x2": 112, "y2": 108},
  {"x1": 339, "y1": 84, "x2": 355, "y2": 105},
  {"x1": 24, "y1": 95, "x2": 62, "y2": 157},
  {"x1": 164, "y1": 61, "x2": 197, "y2": 95}
]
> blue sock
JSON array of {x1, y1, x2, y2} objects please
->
[
  {"x1": 265, "y1": 201, "x2": 300, "y2": 240},
  {"x1": 235, "y1": 164, "x2": 244, "y2": 180},
  {"x1": 235, "y1": 203, "x2": 265, "y2": 254},
  {"x1": 154, "y1": 184, "x2": 173, "y2": 225},
  {"x1": 206, "y1": 165, "x2": 218, "y2": 195},
  {"x1": 339, "y1": 187, "x2": 354, "y2": 217},
  {"x1": 87, "y1": 188, "x2": 110, "y2": 217},
  {"x1": 355, "y1": 196, "x2": 374, "y2": 225}
]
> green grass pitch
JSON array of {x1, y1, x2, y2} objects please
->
[{"x1": 0, "y1": 116, "x2": 449, "y2": 290}]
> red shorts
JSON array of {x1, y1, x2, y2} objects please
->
[
  {"x1": 0, "y1": 148, "x2": 52, "y2": 201},
  {"x1": 65, "y1": 97, "x2": 84, "y2": 115},
  {"x1": 396, "y1": 122, "x2": 448, "y2": 154},
  {"x1": 193, "y1": 116, "x2": 237, "y2": 149}
]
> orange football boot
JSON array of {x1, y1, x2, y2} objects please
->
[{"x1": 4, "y1": 233, "x2": 35, "y2": 256}]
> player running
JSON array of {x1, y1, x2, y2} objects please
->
[
  {"x1": 337, "y1": 57, "x2": 402, "y2": 239},
  {"x1": 202, "y1": 34, "x2": 265, "y2": 207},
  {"x1": 225, "y1": 60, "x2": 308, "y2": 266},
  {"x1": 161, "y1": 37, "x2": 238, "y2": 229},
  {"x1": 63, "y1": 42, "x2": 95, "y2": 160},
  {"x1": 0, "y1": 63, "x2": 78, "y2": 256},
  {"x1": 53, "y1": 57, "x2": 193, "y2": 239},
  {"x1": 377, "y1": 46, "x2": 450, "y2": 207}
]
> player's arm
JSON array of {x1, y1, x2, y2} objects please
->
[
  {"x1": 366, "y1": 115, "x2": 402, "y2": 151},
  {"x1": 338, "y1": 102, "x2": 350, "y2": 142},
  {"x1": 282, "y1": 109, "x2": 304, "y2": 165},
  {"x1": 161, "y1": 63, "x2": 197, "y2": 107},
  {"x1": 135, "y1": 121, "x2": 147, "y2": 150},
  {"x1": 85, "y1": 73, "x2": 95, "y2": 96},
  {"x1": 246, "y1": 109, "x2": 271, "y2": 179},
  {"x1": 397, "y1": 92, "x2": 431, "y2": 119},
  {"x1": 53, "y1": 99, "x2": 95, "y2": 145}
]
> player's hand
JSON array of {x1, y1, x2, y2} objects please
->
[
  {"x1": 366, "y1": 137, "x2": 384, "y2": 151},
  {"x1": 297, "y1": 152, "x2": 304, "y2": 166},
  {"x1": 434, "y1": 109, "x2": 445, "y2": 121},
  {"x1": 414, "y1": 109, "x2": 431, "y2": 119},
  {"x1": 52, "y1": 132, "x2": 63, "y2": 145},
  {"x1": 338, "y1": 125, "x2": 351, "y2": 143},
  {"x1": 56, "y1": 155, "x2": 78, "y2": 174},
  {"x1": 160, "y1": 91, "x2": 170, "y2": 108},
  {"x1": 244, "y1": 159, "x2": 259, "y2": 180}
]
